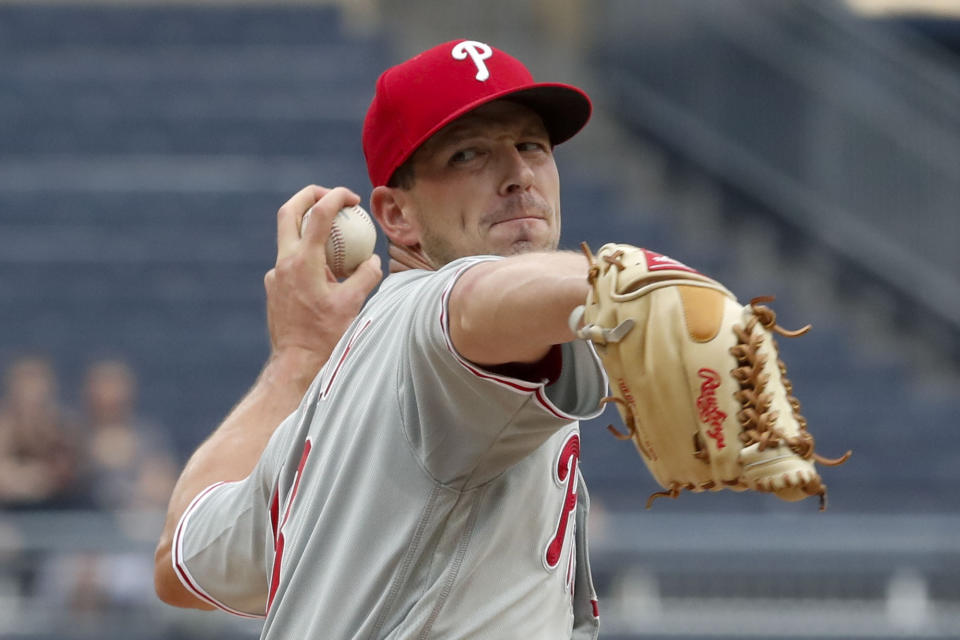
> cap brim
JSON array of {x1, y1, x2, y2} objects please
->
[
  {"x1": 392, "y1": 82, "x2": 592, "y2": 181},
  {"x1": 502, "y1": 83, "x2": 593, "y2": 146}
]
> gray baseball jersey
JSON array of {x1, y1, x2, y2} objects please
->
[{"x1": 172, "y1": 256, "x2": 608, "y2": 639}]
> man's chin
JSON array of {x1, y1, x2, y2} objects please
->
[
  {"x1": 499, "y1": 238, "x2": 560, "y2": 257},
  {"x1": 420, "y1": 232, "x2": 559, "y2": 266}
]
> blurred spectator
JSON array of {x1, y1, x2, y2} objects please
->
[
  {"x1": 33, "y1": 358, "x2": 180, "y2": 621},
  {"x1": 78, "y1": 358, "x2": 177, "y2": 512},
  {"x1": 0, "y1": 355, "x2": 82, "y2": 510}
]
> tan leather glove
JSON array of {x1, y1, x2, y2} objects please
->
[{"x1": 572, "y1": 243, "x2": 851, "y2": 510}]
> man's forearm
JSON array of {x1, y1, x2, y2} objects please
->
[
  {"x1": 171, "y1": 349, "x2": 318, "y2": 503},
  {"x1": 449, "y1": 251, "x2": 590, "y2": 366}
]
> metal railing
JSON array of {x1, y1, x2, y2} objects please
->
[{"x1": 2, "y1": 509, "x2": 958, "y2": 639}]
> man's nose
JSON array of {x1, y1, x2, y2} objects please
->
[{"x1": 499, "y1": 146, "x2": 535, "y2": 195}]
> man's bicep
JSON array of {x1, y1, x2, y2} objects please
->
[
  {"x1": 445, "y1": 259, "x2": 489, "y2": 358},
  {"x1": 446, "y1": 253, "x2": 587, "y2": 366},
  {"x1": 446, "y1": 259, "x2": 552, "y2": 366},
  {"x1": 155, "y1": 547, "x2": 216, "y2": 610},
  {"x1": 170, "y1": 480, "x2": 271, "y2": 618}
]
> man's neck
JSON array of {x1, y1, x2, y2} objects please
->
[{"x1": 388, "y1": 243, "x2": 437, "y2": 273}]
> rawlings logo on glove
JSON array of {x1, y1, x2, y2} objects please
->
[
  {"x1": 572, "y1": 243, "x2": 851, "y2": 510},
  {"x1": 696, "y1": 369, "x2": 727, "y2": 448}
]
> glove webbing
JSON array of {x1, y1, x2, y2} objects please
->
[{"x1": 732, "y1": 297, "x2": 851, "y2": 467}]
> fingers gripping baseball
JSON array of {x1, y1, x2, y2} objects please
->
[
  {"x1": 302, "y1": 202, "x2": 377, "y2": 281},
  {"x1": 275, "y1": 185, "x2": 329, "y2": 262},
  {"x1": 266, "y1": 186, "x2": 382, "y2": 368}
]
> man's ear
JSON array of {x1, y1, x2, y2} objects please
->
[{"x1": 370, "y1": 186, "x2": 420, "y2": 247}]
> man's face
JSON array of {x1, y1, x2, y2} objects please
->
[{"x1": 399, "y1": 100, "x2": 562, "y2": 266}]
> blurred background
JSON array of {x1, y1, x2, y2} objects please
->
[{"x1": 1, "y1": 0, "x2": 958, "y2": 638}]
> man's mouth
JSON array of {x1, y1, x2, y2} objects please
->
[
  {"x1": 485, "y1": 194, "x2": 552, "y2": 227},
  {"x1": 491, "y1": 215, "x2": 544, "y2": 226}
]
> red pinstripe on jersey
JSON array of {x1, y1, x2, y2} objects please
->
[
  {"x1": 269, "y1": 485, "x2": 280, "y2": 548},
  {"x1": 267, "y1": 437, "x2": 313, "y2": 612},
  {"x1": 322, "y1": 319, "x2": 372, "y2": 398}
]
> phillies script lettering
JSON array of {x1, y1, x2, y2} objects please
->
[
  {"x1": 544, "y1": 433, "x2": 579, "y2": 572},
  {"x1": 696, "y1": 368, "x2": 727, "y2": 449},
  {"x1": 452, "y1": 40, "x2": 493, "y2": 81}
]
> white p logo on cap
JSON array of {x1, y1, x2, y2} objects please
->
[{"x1": 452, "y1": 40, "x2": 493, "y2": 81}]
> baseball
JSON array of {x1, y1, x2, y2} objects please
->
[{"x1": 302, "y1": 204, "x2": 377, "y2": 279}]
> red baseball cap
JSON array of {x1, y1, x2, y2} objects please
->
[{"x1": 362, "y1": 39, "x2": 592, "y2": 187}]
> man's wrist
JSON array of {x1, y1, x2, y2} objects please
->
[{"x1": 262, "y1": 347, "x2": 327, "y2": 394}]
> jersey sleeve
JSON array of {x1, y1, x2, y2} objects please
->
[
  {"x1": 171, "y1": 413, "x2": 296, "y2": 618},
  {"x1": 398, "y1": 257, "x2": 607, "y2": 486}
]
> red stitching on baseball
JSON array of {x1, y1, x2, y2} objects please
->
[{"x1": 331, "y1": 219, "x2": 345, "y2": 275}]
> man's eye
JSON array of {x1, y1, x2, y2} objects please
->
[
  {"x1": 450, "y1": 149, "x2": 479, "y2": 164},
  {"x1": 517, "y1": 141, "x2": 547, "y2": 153}
]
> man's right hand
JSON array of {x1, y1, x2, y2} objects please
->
[{"x1": 264, "y1": 185, "x2": 383, "y2": 382}]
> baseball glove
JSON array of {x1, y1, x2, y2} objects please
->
[{"x1": 571, "y1": 243, "x2": 850, "y2": 510}]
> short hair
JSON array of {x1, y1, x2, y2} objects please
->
[{"x1": 387, "y1": 157, "x2": 416, "y2": 190}]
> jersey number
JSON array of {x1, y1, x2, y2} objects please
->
[
  {"x1": 268, "y1": 438, "x2": 312, "y2": 611},
  {"x1": 543, "y1": 433, "x2": 580, "y2": 571}
]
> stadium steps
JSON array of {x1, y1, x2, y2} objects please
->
[{"x1": 0, "y1": 3, "x2": 387, "y2": 443}]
